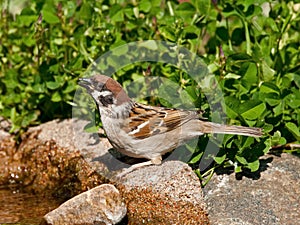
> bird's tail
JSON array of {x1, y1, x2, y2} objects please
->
[{"x1": 199, "y1": 121, "x2": 263, "y2": 137}]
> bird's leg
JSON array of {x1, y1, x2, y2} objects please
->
[{"x1": 115, "y1": 156, "x2": 162, "y2": 178}]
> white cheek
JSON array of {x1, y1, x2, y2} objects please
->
[{"x1": 90, "y1": 90, "x2": 101, "y2": 100}]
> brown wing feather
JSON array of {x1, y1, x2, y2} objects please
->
[{"x1": 126, "y1": 103, "x2": 200, "y2": 139}]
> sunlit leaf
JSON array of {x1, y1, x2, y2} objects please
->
[
  {"x1": 286, "y1": 122, "x2": 300, "y2": 140},
  {"x1": 42, "y1": 11, "x2": 60, "y2": 24},
  {"x1": 239, "y1": 100, "x2": 266, "y2": 120}
]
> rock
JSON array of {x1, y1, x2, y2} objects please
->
[
  {"x1": 2, "y1": 117, "x2": 300, "y2": 225},
  {"x1": 0, "y1": 119, "x2": 108, "y2": 197},
  {"x1": 0, "y1": 129, "x2": 10, "y2": 140},
  {"x1": 0, "y1": 117, "x2": 11, "y2": 140},
  {"x1": 29, "y1": 118, "x2": 129, "y2": 173},
  {"x1": 31, "y1": 119, "x2": 210, "y2": 224},
  {"x1": 1, "y1": 119, "x2": 209, "y2": 224},
  {"x1": 42, "y1": 184, "x2": 127, "y2": 225},
  {"x1": 0, "y1": 116, "x2": 11, "y2": 132},
  {"x1": 118, "y1": 160, "x2": 210, "y2": 225},
  {"x1": 203, "y1": 153, "x2": 300, "y2": 225}
]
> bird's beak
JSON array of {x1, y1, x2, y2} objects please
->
[{"x1": 78, "y1": 77, "x2": 92, "y2": 90}]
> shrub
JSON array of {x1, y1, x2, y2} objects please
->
[{"x1": 1, "y1": 0, "x2": 299, "y2": 177}]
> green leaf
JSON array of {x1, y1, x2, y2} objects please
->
[
  {"x1": 286, "y1": 122, "x2": 300, "y2": 140},
  {"x1": 159, "y1": 26, "x2": 176, "y2": 42},
  {"x1": 261, "y1": 60, "x2": 275, "y2": 81},
  {"x1": 294, "y1": 74, "x2": 300, "y2": 89},
  {"x1": 271, "y1": 131, "x2": 287, "y2": 146},
  {"x1": 51, "y1": 91, "x2": 62, "y2": 102},
  {"x1": 263, "y1": 138, "x2": 272, "y2": 154},
  {"x1": 185, "y1": 86, "x2": 198, "y2": 100},
  {"x1": 238, "y1": 136, "x2": 254, "y2": 151},
  {"x1": 46, "y1": 81, "x2": 61, "y2": 90},
  {"x1": 180, "y1": 90, "x2": 195, "y2": 108},
  {"x1": 285, "y1": 93, "x2": 300, "y2": 109},
  {"x1": 216, "y1": 26, "x2": 229, "y2": 41},
  {"x1": 281, "y1": 73, "x2": 293, "y2": 88},
  {"x1": 273, "y1": 102, "x2": 283, "y2": 117},
  {"x1": 84, "y1": 122, "x2": 99, "y2": 133},
  {"x1": 228, "y1": 53, "x2": 252, "y2": 61},
  {"x1": 259, "y1": 92, "x2": 280, "y2": 106},
  {"x1": 158, "y1": 80, "x2": 180, "y2": 107},
  {"x1": 138, "y1": 40, "x2": 158, "y2": 50},
  {"x1": 225, "y1": 96, "x2": 240, "y2": 119},
  {"x1": 189, "y1": 152, "x2": 203, "y2": 164},
  {"x1": 32, "y1": 83, "x2": 46, "y2": 93},
  {"x1": 231, "y1": 28, "x2": 245, "y2": 46},
  {"x1": 234, "y1": 165, "x2": 242, "y2": 173},
  {"x1": 10, "y1": 107, "x2": 17, "y2": 123},
  {"x1": 42, "y1": 11, "x2": 60, "y2": 24},
  {"x1": 263, "y1": 123, "x2": 273, "y2": 133},
  {"x1": 106, "y1": 55, "x2": 122, "y2": 69},
  {"x1": 17, "y1": 15, "x2": 38, "y2": 26},
  {"x1": 247, "y1": 160, "x2": 260, "y2": 172},
  {"x1": 79, "y1": 2, "x2": 93, "y2": 20},
  {"x1": 4, "y1": 69, "x2": 20, "y2": 88},
  {"x1": 109, "y1": 4, "x2": 124, "y2": 22},
  {"x1": 110, "y1": 41, "x2": 129, "y2": 55},
  {"x1": 65, "y1": 1, "x2": 77, "y2": 18},
  {"x1": 260, "y1": 82, "x2": 280, "y2": 94},
  {"x1": 176, "y1": 2, "x2": 196, "y2": 21},
  {"x1": 63, "y1": 80, "x2": 77, "y2": 94},
  {"x1": 214, "y1": 154, "x2": 226, "y2": 164},
  {"x1": 23, "y1": 34, "x2": 36, "y2": 47},
  {"x1": 139, "y1": 0, "x2": 152, "y2": 13},
  {"x1": 192, "y1": 0, "x2": 211, "y2": 15},
  {"x1": 235, "y1": 155, "x2": 248, "y2": 165},
  {"x1": 241, "y1": 62, "x2": 257, "y2": 89},
  {"x1": 239, "y1": 100, "x2": 266, "y2": 120},
  {"x1": 54, "y1": 75, "x2": 65, "y2": 84},
  {"x1": 21, "y1": 111, "x2": 39, "y2": 127}
]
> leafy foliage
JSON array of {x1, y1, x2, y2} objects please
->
[{"x1": 0, "y1": 0, "x2": 299, "y2": 175}]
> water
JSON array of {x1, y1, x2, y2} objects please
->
[{"x1": 0, "y1": 188, "x2": 61, "y2": 225}]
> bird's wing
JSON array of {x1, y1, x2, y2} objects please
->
[{"x1": 125, "y1": 103, "x2": 202, "y2": 139}]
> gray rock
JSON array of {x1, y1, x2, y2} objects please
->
[
  {"x1": 203, "y1": 153, "x2": 300, "y2": 225},
  {"x1": 29, "y1": 118, "x2": 131, "y2": 174},
  {"x1": 118, "y1": 160, "x2": 209, "y2": 224},
  {"x1": 29, "y1": 118, "x2": 112, "y2": 164},
  {"x1": 42, "y1": 184, "x2": 127, "y2": 225},
  {"x1": 33, "y1": 119, "x2": 210, "y2": 224},
  {"x1": 0, "y1": 117, "x2": 11, "y2": 140},
  {"x1": 2, "y1": 118, "x2": 209, "y2": 224}
]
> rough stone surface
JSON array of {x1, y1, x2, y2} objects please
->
[
  {"x1": 118, "y1": 161, "x2": 210, "y2": 225},
  {"x1": 0, "y1": 119, "x2": 108, "y2": 197},
  {"x1": 29, "y1": 118, "x2": 132, "y2": 173},
  {"x1": 42, "y1": 184, "x2": 127, "y2": 225},
  {"x1": 0, "y1": 117, "x2": 11, "y2": 140},
  {"x1": 0, "y1": 119, "x2": 209, "y2": 224},
  {"x1": 203, "y1": 153, "x2": 300, "y2": 225},
  {"x1": 0, "y1": 116, "x2": 11, "y2": 132}
]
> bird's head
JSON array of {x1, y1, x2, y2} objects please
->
[{"x1": 78, "y1": 75, "x2": 131, "y2": 108}]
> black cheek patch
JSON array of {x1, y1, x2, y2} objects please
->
[{"x1": 99, "y1": 95, "x2": 114, "y2": 107}]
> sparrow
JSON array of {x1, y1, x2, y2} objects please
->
[{"x1": 78, "y1": 75, "x2": 263, "y2": 174}]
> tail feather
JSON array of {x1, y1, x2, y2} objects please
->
[{"x1": 200, "y1": 121, "x2": 263, "y2": 137}]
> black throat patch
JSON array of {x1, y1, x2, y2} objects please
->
[{"x1": 98, "y1": 94, "x2": 114, "y2": 107}]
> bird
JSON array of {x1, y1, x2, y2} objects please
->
[{"x1": 78, "y1": 74, "x2": 263, "y2": 175}]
